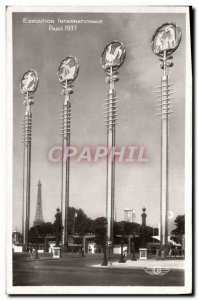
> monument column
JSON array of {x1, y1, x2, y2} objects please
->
[
  {"x1": 139, "y1": 207, "x2": 148, "y2": 260},
  {"x1": 141, "y1": 207, "x2": 147, "y2": 248}
]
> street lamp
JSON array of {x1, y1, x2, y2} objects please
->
[
  {"x1": 20, "y1": 69, "x2": 39, "y2": 252},
  {"x1": 34, "y1": 226, "x2": 40, "y2": 259},
  {"x1": 152, "y1": 23, "x2": 182, "y2": 252},
  {"x1": 119, "y1": 222, "x2": 125, "y2": 263},
  {"x1": 57, "y1": 56, "x2": 79, "y2": 253},
  {"x1": 73, "y1": 212, "x2": 78, "y2": 236},
  {"x1": 101, "y1": 221, "x2": 108, "y2": 266},
  {"x1": 131, "y1": 231, "x2": 137, "y2": 261},
  {"x1": 100, "y1": 41, "x2": 126, "y2": 265}
]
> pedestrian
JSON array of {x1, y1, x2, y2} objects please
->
[
  {"x1": 81, "y1": 248, "x2": 85, "y2": 258},
  {"x1": 30, "y1": 245, "x2": 33, "y2": 258},
  {"x1": 156, "y1": 248, "x2": 159, "y2": 260},
  {"x1": 161, "y1": 249, "x2": 165, "y2": 260}
]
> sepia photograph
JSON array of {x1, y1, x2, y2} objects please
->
[{"x1": 6, "y1": 5, "x2": 192, "y2": 295}]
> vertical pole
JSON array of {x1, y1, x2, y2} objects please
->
[
  {"x1": 119, "y1": 224, "x2": 125, "y2": 263},
  {"x1": 60, "y1": 81, "x2": 71, "y2": 253},
  {"x1": 34, "y1": 227, "x2": 39, "y2": 259},
  {"x1": 151, "y1": 24, "x2": 182, "y2": 255},
  {"x1": 101, "y1": 223, "x2": 108, "y2": 266},
  {"x1": 101, "y1": 41, "x2": 125, "y2": 265},
  {"x1": 160, "y1": 50, "x2": 169, "y2": 249},
  {"x1": 22, "y1": 118, "x2": 26, "y2": 249},
  {"x1": 152, "y1": 24, "x2": 182, "y2": 255},
  {"x1": 22, "y1": 136, "x2": 25, "y2": 244},
  {"x1": 27, "y1": 110, "x2": 31, "y2": 244},
  {"x1": 58, "y1": 58, "x2": 79, "y2": 253},
  {"x1": 128, "y1": 236, "x2": 131, "y2": 255},
  {"x1": 73, "y1": 214, "x2": 76, "y2": 236},
  {"x1": 22, "y1": 93, "x2": 33, "y2": 252},
  {"x1": 106, "y1": 66, "x2": 116, "y2": 261},
  {"x1": 131, "y1": 232, "x2": 136, "y2": 261}
]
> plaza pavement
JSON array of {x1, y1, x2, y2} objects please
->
[
  {"x1": 13, "y1": 253, "x2": 184, "y2": 286},
  {"x1": 15, "y1": 252, "x2": 184, "y2": 270},
  {"x1": 92, "y1": 259, "x2": 184, "y2": 270}
]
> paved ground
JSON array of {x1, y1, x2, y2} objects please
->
[
  {"x1": 13, "y1": 253, "x2": 184, "y2": 286},
  {"x1": 93, "y1": 258, "x2": 184, "y2": 269}
]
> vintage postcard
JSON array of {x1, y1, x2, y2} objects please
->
[{"x1": 6, "y1": 6, "x2": 192, "y2": 295}]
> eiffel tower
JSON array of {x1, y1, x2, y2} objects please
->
[{"x1": 33, "y1": 179, "x2": 44, "y2": 227}]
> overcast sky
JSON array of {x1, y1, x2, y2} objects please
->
[{"x1": 12, "y1": 12, "x2": 186, "y2": 232}]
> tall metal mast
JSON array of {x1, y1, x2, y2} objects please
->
[
  {"x1": 57, "y1": 56, "x2": 79, "y2": 252},
  {"x1": 152, "y1": 23, "x2": 182, "y2": 250},
  {"x1": 101, "y1": 41, "x2": 126, "y2": 264},
  {"x1": 20, "y1": 69, "x2": 39, "y2": 252}
]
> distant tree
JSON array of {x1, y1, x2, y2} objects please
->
[
  {"x1": 29, "y1": 225, "x2": 41, "y2": 243},
  {"x1": 29, "y1": 222, "x2": 54, "y2": 243},
  {"x1": 170, "y1": 215, "x2": 185, "y2": 244},
  {"x1": 152, "y1": 227, "x2": 159, "y2": 236},
  {"x1": 123, "y1": 222, "x2": 140, "y2": 235},
  {"x1": 74, "y1": 208, "x2": 95, "y2": 235},
  {"x1": 94, "y1": 217, "x2": 107, "y2": 247},
  {"x1": 73, "y1": 236, "x2": 82, "y2": 246},
  {"x1": 145, "y1": 226, "x2": 158, "y2": 237},
  {"x1": 114, "y1": 221, "x2": 140, "y2": 238},
  {"x1": 29, "y1": 227, "x2": 36, "y2": 243},
  {"x1": 68, "y1": 207, "x2": 78, "y2": 234},
  {"x1": 40, "y1": 222, "x2": 54, "y2": 235}
]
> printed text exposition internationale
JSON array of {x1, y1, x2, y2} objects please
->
[{"x1": 23, "y1": 18, "x2": 103, "y2": 24}]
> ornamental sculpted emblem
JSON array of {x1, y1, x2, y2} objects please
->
[
  {"x1": 57, "y1": 56, "x2": 79, "y2": 85},
  {"x1": 152, "y1": 23, "x2": 182, "y2": 56},
  {"x1": 20, "y1": 70, "x2": 39, "y2": 95},
  {"x1": 101, "y1": 41, "x2": 126, "y2": 71}
]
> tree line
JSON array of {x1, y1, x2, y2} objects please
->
[{"x1": 28, "y1": 207, "x2": 184, "y2": 247}]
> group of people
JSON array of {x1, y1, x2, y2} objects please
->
[
  {"x1": 155, "y1": 247, "x2": 184, "y2": 259},
  {"x1": 28, "y1": 245, "x2": 36, "y2": 258}
]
